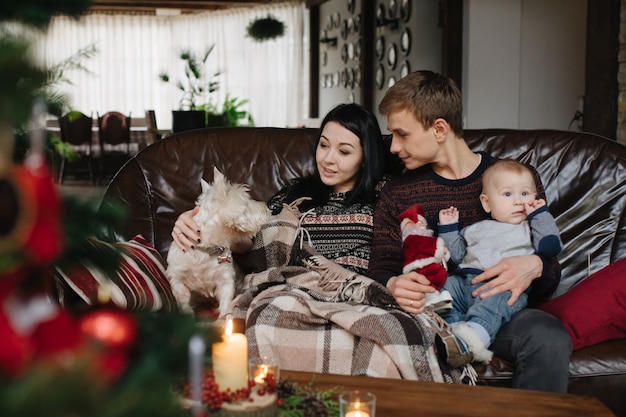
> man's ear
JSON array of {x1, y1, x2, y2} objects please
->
[
  {"x1": 432, "y1": 118, "x2": 449, "y2": 141},
  {"x1": 479, "y1": 193, "x2": 491, "y2": 213}
]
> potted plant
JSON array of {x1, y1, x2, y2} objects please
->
[
  {"x1": 159, "y1": 45, "x2": 220, "y2": 132},
  {"x1": 203, "y1": 94, "x2": 255, "y2": 127}
]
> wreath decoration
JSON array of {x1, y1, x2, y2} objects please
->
[{"x1": 247, "y1": 15, "x2": 286, "y2": 42}]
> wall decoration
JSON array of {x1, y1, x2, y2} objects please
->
[
  {"x1": 353, "y1": 15, "x2": 361, "y2": 34},
  {"x1": 246, "y1": 15, "x2": 285, "y2": 42},
  {"x1": 400, "y1": 0, "x2": 411, "y2": 22},
  {"x1": 376, "y1": 64, "x2": 385, "y2": 89},
  {"x1": 348, "y1": 42, "x2": 355, "y2": 60},
  {"x1": 388, "y1": 76, "x2": 396, "y2": 88},
  {"x1": 353, "y1": 67, "x2": 361, "y2": 86},
  {"x1": 400, "y1": 60, "x2": 410, "y2": 78},
  {"x1": 347, "y1": 0, "x2": 355, "y2": 13},
  {"x1": 401, "y1": 28, "x2": 411, "y2": 55},
  {"x1": 387, "y1": 43, "x2": 397, "y2": 70},
  {"x1": 388, "y1": 0, "x2": 398, "y2": 18},
  {"x1": 376, "y1": 36, "x2": 385, "y2": 60}
]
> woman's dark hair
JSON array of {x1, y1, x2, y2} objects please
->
[{"x1": 283, "y1": 103, "x2": 386, "y2": 210}]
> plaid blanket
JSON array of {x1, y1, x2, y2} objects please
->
[{"x1": 230, "y1": 201, "x2": 466, "y2": 383}]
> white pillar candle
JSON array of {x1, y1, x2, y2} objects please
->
[{"x1": 212, "y1": 319, "x2": 248, "y2": 392}]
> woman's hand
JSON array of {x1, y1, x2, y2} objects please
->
[
  {"x1": 171, "y1": 207, "x2": 200, "y2": 252},
  {"x1": 387, "y1": 271, "x2": 436, "y2": 314},
  {"x1": 471, "y1": 254, "x2": 542, "y2": 306}
]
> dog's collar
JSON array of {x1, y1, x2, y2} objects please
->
[{"x1": 199, "y1": 245, "x2": 233, "y2": 263}]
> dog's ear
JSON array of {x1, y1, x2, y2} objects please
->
[
  {"x1": 213, "y1": 167, "x2": 225, "y2": 183},
  {"x1": 200, "y1": 178, "x2": 211, "y2": 194}
]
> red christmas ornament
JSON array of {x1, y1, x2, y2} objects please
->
[{"x1": 79, "y1": 309, "x2": 138, "y2": 351}]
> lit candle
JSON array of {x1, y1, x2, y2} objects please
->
[
  {"x1": 253, "y1": 364, "x2": 269, "y2": 384},
  {"x1": 212, "y1": 319, "x2": 248, "y2": 392},
  {"x1": 340, "y1": 391, "x2": 376, "y2": 417},
  {"x1": 345, "y1": 410, "x2": 369, "y2": 417}
]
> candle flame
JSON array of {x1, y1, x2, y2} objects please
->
[
  {"x1": 225, "y1": 319, "x2": 233, "y2": 337},
  {"x1": 355, "y1": 401, "x2": 361, "y2": 409}
]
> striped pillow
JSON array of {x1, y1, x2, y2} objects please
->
[{"x1": 54, "y1": 235, "x2": 177, "y2": 311}]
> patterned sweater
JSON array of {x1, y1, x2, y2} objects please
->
[
  {"x1": 368, "y1": 152, "x2": 561, "y2": 306},
  {"x1": 268, "y1": 185, "x2": 377, "y2": 275}
]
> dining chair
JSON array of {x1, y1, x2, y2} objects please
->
[
  {"x1": 97, "y1": 111, "x2": 131, "y2": 184},
  {"x1": 144, "y1": 110, "x2": 162, "y2": 144},
  {"x1": 58, "y1": 111, "x2": 95, "y2": 184}
]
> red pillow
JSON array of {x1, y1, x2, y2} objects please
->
[
  {"x1": 540, "y1": 258, "x2": 626, "y2": 350},
  {"x1": 54, "y1": 235, "x2": 177, "y2": 311}
]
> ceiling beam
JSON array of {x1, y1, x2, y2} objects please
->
[{"x1": 89, "y1": 0, "x2": 275, "y2": 13}]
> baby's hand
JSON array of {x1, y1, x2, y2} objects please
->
[
  {"x1": 439, "y1": 206, "x2": 459, "y2": 225},
  {"x1": 525, "y1": 198, "x2": 546, "y2": 215}
]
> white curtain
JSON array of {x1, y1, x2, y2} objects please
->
[{"x1": 33, "y1": 2, "x2": 309, "y2": 129}]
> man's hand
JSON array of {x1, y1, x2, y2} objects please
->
[
  {"x1": 471, "y1": 254, "x2": 542, "y2": 306},
  {"x1": 387, "y1": 271, "x2": 436, "y2": 313}
]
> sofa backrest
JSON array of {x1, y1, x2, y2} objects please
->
[
  {"x1": 99, "y1": 127, "x2": 320, "y2": 256},
  {"x1": 100, "y1": 127, "x2": 626, "y2": 296}
]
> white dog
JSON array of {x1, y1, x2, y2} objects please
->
[{"x1": 166, "y1": 168, "x2": 270, "y2": 317}]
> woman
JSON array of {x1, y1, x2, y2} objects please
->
[{"x1": 171, "y1": 102, "x2": 387, "y2": 274}]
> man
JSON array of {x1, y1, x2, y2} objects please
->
[{"x1": 368, "y1": 70, "x2": 571, "y2": 392}]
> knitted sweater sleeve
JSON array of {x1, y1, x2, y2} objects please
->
[{"x1": 368, "y1": 185, "x2": 405, "y2": 285}]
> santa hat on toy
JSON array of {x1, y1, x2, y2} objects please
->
[
  {"x1": 398, "y1": 205, "x2": 428, "y2": 235},
  {"x1": 398, "y1": 205, "x2": 449, "y2": 275}
]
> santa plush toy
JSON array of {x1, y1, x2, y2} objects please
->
[{"x1": 398, "y1": 205, "x2": 452, "y2": 312}]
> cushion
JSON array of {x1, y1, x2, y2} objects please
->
[
  {"x1": 54, "y1": 235, "x2": 177, "y2": 311},
  {"x1": 540, "y1": 258, "x2": 626, "y2": 350}
]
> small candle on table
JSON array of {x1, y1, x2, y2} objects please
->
[
  {"x1": 212, "y1": 319, "x2": 248, "y2": 392},
  {"x1": 345, "y1": 411, "x2": 369, "y2": 417}
]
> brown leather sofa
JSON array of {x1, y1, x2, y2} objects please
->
[{"x1": 99, "y1": 127, "x2": 626, "y2": 416}]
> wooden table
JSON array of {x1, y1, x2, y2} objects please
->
[{"x1": 281, "y1": 370, "x2": 615, "y2": 416}]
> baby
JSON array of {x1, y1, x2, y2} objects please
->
[{"x1": 436, "y1": 159, "x2": 563, "y2": 364}]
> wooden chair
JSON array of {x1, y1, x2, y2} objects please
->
[
  {"x1": 58, "y1": 111, "x2": 95, "y2": 184},
  {"x1": 97, "y1": 111, "x2": 131, "y2": 184},
  {"x1": 144, "y1": 110, "x2": 162, "y2": 144}
]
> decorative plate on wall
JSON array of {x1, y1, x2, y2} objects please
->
[
  {"x1": 353, "y1": 66, "x2": 361, "y2": 86},
  {"x1": 388, "y1": 76, "x2": 396, "y2": 88},
  {"x1": 387, "y1": 43, "x2": 397, "y2": 70},
  {"x1": 401, "y1": 0, "x2": 411, "y2": 22},
  {"x1": 347, "y1": 0, "x2": 355, "y2": 13},
  {"x1": 400, "y1": 60, "x2": 410, "y2": 78},
  {"x1": 333, "y1": 12, "x2": 341, "y2": 29},
  {"x1": 347, "y1": 42, "x2": 355, "y2": 60},
  {"x1": 376, "y1": 64, "x2": 385, "y2": 90},
  {"x1": 400, "y1": 28, "x2": 411, "y2": 55},
  {"x1": 354, "y1": 41, "x2": 361, "y2": 59},
  {"x1": 341, "y1": 19, "x2": 349, "y2": 40},
  {"x1": 348, "y1": 92, "x2": 355, "y2": 103},
  {"x1": 376, "y1": 3, "x2": 386, "y2": 26},
  {"x1": 341, "y1": 43, "x2": 348, "y2": 63},
  {"x1": 376, "y1": 36, "x2": 385, "y2": 61},
  {"x1": 388, "y1": 0, "x2": 398, "y2": 18},
  {"x1": 353, "y1": 15, "x2": 361, "y2": 34}
]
